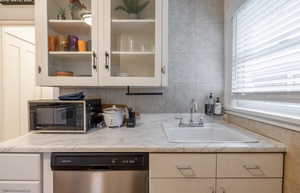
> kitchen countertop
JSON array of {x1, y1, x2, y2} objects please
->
[{"x1": 0, "y1": 114, "x2": 286, "y2": 153}]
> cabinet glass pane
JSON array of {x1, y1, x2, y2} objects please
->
[
  {"x1": 110, "y1": 0, "x2": 156, "y2": 78},
  {"x1": 47, "y1": 0, "x2": 93, "y2": 78}
]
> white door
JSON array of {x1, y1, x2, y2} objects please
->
[
  {"x1": 101, "y1": 0, "x2": 162, "y2": 87},
  {"x1": 0, "y1": 26, "x2": 56, "y2": 141},
  {"x1": 35, "y1": 0, "x2": 99, "y2": 87}
]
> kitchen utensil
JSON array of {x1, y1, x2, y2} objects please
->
[
  {"x1": 78, "y1": 40, "x2": 87, "y2": 51},
  {"x1": 68, "y1": 35, "x2": 79, "y2": 51},
  {"x1": 103, "y1": 105, "x2": 124, "y2": 128},
  {"x1": 48, "y1": 36, "x2": 58, "y2": 51},
  {"x1": 58, "y1": 36, "x2": 69, "y2": 51},
  {"x1": 55, "y1": 71, "x2": 74, "y2": 77}
]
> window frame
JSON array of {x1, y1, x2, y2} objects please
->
[{"x1": 224, "y1": 0, "x2": 300, "y2": 130}]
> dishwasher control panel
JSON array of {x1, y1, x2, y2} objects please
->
[{"x1": 51, "y1": 153, "x2": 149, "y2": 170}]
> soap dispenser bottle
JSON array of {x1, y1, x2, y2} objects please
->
[
  {"x1": 205, "y1": 93, "x2": 215, "y2": 115},
  {"x1": 214, "y1": 97, "x2": 223, "y2": 115}
]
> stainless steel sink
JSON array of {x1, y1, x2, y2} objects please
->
[{"x1": 164, "y1": 123, "x2": 259, "y2": 143}]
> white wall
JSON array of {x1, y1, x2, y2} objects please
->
[
  {"x1": 224, "y1": 0, "x2": 246, "y2": 109},
  {"x1": 0, "y1": 5, "x2": 34, "y2": 22}
]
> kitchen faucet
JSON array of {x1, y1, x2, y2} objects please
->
[
  {"x1": 176, "y1": 99, "x2": 204, "y2": 128},
  {"x1": 190, "y1": 99, "x2": 197, "y2": 124}
]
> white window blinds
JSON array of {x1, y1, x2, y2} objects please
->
[{"x1": 232, "y1": 0, "x2": 300, "y2": 93}]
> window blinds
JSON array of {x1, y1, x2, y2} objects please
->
[{"x1": 232, "y1": 0, "x2": 300, "y2": 93}]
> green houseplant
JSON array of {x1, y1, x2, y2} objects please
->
[
  {"x1": 57, "y1": 8, "x2": 67, "y2": 20},
  {"x1": 115, "y1": 0, "x2": 150, "y2": 19}
]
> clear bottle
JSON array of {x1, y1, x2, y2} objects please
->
[{"x1": 206, "y1": 93, "x2": 215, "y2": 115}]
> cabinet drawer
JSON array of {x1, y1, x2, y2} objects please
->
[
  {"x1": 150, "y1": 179, "x2": 215, "y2": 193},
  {"x1": 217, "y1": 179, "x2": 282, "y2": 193},
  {"x1": 0, "y1": 181, "x2": 41, "y2": 193},
  {"x1": 150, "y1": 154, "x2": 216, "y2": 178},
  {"x1": 217, "y1": 153, "x2": 283, "y2": 178},
  {"x1": 0, "y1": 154, "x2": 41, "y2": 180}
]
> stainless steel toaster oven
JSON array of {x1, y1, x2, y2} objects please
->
[{"x1": 29, "y1": 99, "x2": 101, "y2": 133}]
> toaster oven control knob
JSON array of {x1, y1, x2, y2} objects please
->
[
  {"x1": 111, "y1": 158, "x2": 118, "y2": 164},
  {"x1": 129, "y1": 160, "x2": 136, "y2": 164}
]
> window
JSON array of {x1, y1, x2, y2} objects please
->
[
  {"x1": 232, "y1": 0, "x2": 300, "y2": 93},
  {"x1": 231, "y1": 0, "x2": 300, "y2": 123}
]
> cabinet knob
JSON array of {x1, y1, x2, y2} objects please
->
[
  {"x1": 93, "y1": 52, "x2": 97, "y2": 71},
  {"x1": 105, "y1": 52, "x2": 110, "y2": 70},
  {"x1": 161, "y1": 65, "x2": 166, "y2": 74},
  {"x1": 38, "y1": 66, "x2": 42, "y2": 74}
]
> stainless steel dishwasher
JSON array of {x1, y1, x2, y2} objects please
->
[{"x1": 51, "y1": 153, "x2": 149, "y2": 193}]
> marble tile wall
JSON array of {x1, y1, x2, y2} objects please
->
[
  {"x1": 227, "y1": 114, "x2": 300, "y2": 193},
  {"x1": 61, "y1": 0, "x2": 225, "y2": 113}
]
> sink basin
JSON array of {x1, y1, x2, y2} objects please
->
[{"x1": 164, "y1": 123, "x2": 259, "y2": 143}]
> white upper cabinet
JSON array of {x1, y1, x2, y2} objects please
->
[
  {"x1": 36, "y1": 0, "x2": 99, "y2": 87},
  {"x1": 35, "y1": 0, "x2": 168, "y2": 87},
  {"x1": 100, "y1": 0, "x2": 165, "y2": 87}
]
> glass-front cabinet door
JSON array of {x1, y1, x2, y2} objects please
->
[
  {"x1": 101, "y1": 0, "x2": 162, "y2": 86},
  {"x1": 36, "y1": 0, "x2": 98, "y2": 86}
]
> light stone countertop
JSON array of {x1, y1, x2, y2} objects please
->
[{"x1": 0, "y1": 114, "x2": 286, "y2": 153}]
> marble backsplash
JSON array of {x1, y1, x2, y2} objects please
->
[{"x1": 61, "y1": 0, "x2": 225, "y2": 113}]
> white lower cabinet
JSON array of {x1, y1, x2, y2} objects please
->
[
  {"x1": 216, "y1": 179, "x2": 282, "y2": 193},
  {"x1": 0, "y1": 181, "x2": 41, "y2": 193},
  {"x1": 149, "y1": 153, "x2": 284, "y2": 193},
  {"x1": 0, "y1": 154, "x2": 41, "y2": 181},
  {"x1": 150, "y1": 179, "x2": 215, "y2": 193},
  {"x1": 0, "y1": 154, "x2": 41, "y2": 193}
]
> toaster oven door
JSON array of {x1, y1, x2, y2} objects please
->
[{"x1": 30, "y1": 102, "x2": 84, "y2": 132}]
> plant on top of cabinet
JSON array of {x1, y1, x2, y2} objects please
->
[{"x1": 115, "y1": 0, "x2": 150, "y2": 19}]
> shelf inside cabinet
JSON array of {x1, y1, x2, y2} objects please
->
[
  {"x1": 112, "y1": 20, "x2": 155, "y2": 33},
  {"x1": 112, "y1": 19, "x2": 155, "y2": 23},
  {"x1": 49, "y1": 51, "x2": 92, "y2": 59},
  {"x1": 111, "y1": 51, "x2": 155, "y2": 55},
  {"x1": 48, "y1": 20, "x2": 91, "y2": 35}
]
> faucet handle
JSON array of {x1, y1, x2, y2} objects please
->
[{"x1": 175, "y1": 116, "x2": 184, "y2": 126}]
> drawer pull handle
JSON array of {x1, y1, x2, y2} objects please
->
[
  {"x1": 243, "y1": 164, "x2": 265, "y2": 176},
  {"x1": 176, "y1": 165, "x2": 196, "y2": 177},
  {"x1": 3, "y1": 189, "x2": 30, "y2": 193}
]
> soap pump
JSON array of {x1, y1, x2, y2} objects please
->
[
  {"x1": 205, "y1": 93, "x2": 215, "y2": 115},
  {"x1": 214, "y1": 97, "x2": 223, "y2": 115}
]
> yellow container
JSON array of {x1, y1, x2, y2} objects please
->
[{"x1": 78, "y1": 40, "x2": 87, "y2": 52}]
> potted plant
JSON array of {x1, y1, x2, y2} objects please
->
[
  {"x1": 115, "y1": 0, "x2": 150, "y2": 19},
  {"x1": 57, "y1": 7, "x2": 67, "y2": 20},
  {"x1": 68, "y1": 0, "x2": 88, "y2": 20}
]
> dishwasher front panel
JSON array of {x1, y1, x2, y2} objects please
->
[{"x1": 53, "y1": 170, "x2": 148, "y2": 193}]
